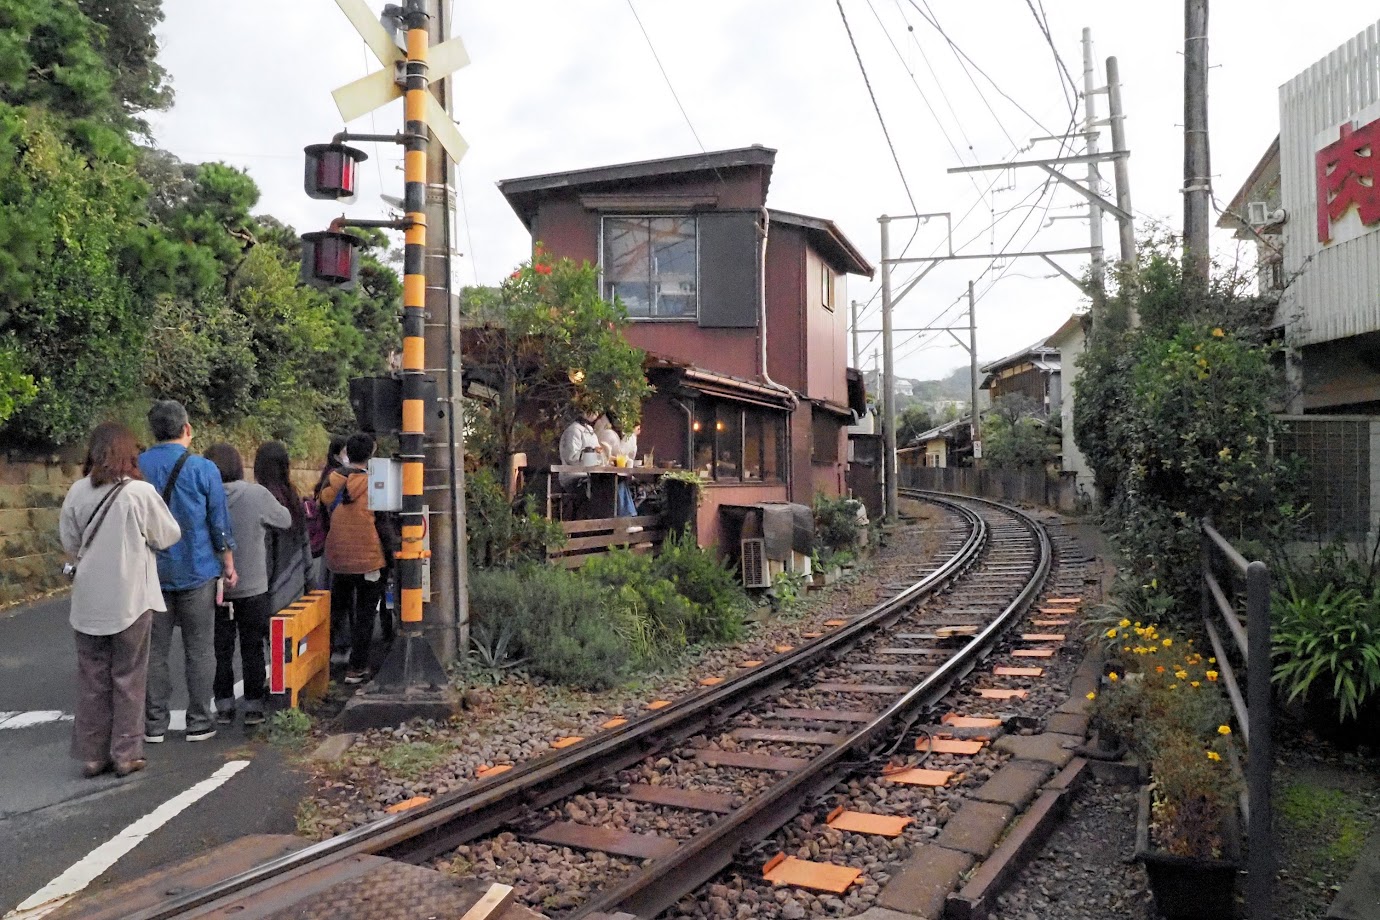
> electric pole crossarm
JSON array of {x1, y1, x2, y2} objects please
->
[
  {"x1": 1035, "y1": 165, "x2": 1132, "y2": 222},
  {"x1": 887, "y1": 246, "x2": 1094, "y2": 265},
  {"x1": 1039, "y1": 254, "x2": 1092, "y2": 295},
  {"x1": 947, "y1": 151, "x2": 1127, "y2": 173}
]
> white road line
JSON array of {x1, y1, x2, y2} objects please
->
[
  {"x1": 4, "y1": 760, "x2": 252, "y2": 919},
  {"x1": 0, "y1": 712, "x2": 73, "y2": 730}
]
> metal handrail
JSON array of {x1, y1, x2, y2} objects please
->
[{"x1": 1200, "y1": 520, "x2": 1272, "y2": 920}]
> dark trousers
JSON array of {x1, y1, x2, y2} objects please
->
[
  {"x1": 73, "y1": 611, "x2": 153, "y2": 765},
  {"x1": 147, "y1": 580, "x2": 217, "y2": 736},
  {"x1": 213, "y1": 592, "x2": 271, "y2": 711},
  {"x1": 331, "y1": 573, "x2": 384, "y2": 671}
]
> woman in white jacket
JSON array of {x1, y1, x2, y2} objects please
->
[{"x1": 59, "y1": 422, "x2": 181, "y2": 779}]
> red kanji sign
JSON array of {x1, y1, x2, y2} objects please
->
[{"x1": 1316, "y1": 116, "x2": 1380, "y2": 242}]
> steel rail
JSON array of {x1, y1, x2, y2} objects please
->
[
  {"x1": 572, "y1": 490, "x2": 1051, "y2": 918},
  {"x1": 109, "y1": 496, "x2": 988, "y2": 920}
]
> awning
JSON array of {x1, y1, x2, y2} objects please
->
[{"x1": 645, "y1": 356, "x2": 796, "y2": 410}]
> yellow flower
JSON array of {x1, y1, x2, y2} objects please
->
[
  {"x1": 1207, "y1": 750, "x2": 1222, "y2": 761},
  {"x1": 1175, "y1": 670, "x2": 1189, "y2": 680},
  {"x1": 1108, "y1": 672, "x2": 1120, "y2": 682},
  {"x1": 1206, "y1": 670, "x2": 1219, "y2": 681},
  {"x1": 1209, "y1": 657, "x2": 1217, "y2": 664},
  {"x1": 1148, "y1": 647, "x2": 1158, "y2": 654},
  {"x1": 1169, "y1": 684, "x2": 1178, "y2": 689},
  {"x1": 1163, "y1": 638, "x2": 1172, "y2": 647},
  {"x1": 1086, "y1": 691, "x2": 1097, "y2": 701},
  {"x1": 1218, "y1": 724, "x2": 1232, "y2": 735},
  {"x1": 1191, "y1": 681, "x2": 1201, "y2": 688},
  {"x1": 1123, "y1": 646, "x2": 1131, "y2": 653},
  {"x1": 1119, "y1": 619, "x2": 1131, "y2": 628},
  {"x1": 1212, "y1": 327, "x2": 1225, "y2": 337},
  {"x1": 1106, "y1": 628, "x2": 1118, "y2": 639}
]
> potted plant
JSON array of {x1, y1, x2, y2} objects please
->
[{"x1": 1092, "y1": 620, "x2": 1242, "y2": 919}]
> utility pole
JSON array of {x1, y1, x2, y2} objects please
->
[
  {"x1": 850, "y1": 299, "x2": 861, "y2": 368},
  {"x1": 968, "y1": 281, "x2": 981, "y2": 469},
  {"x1": 1105, "y1": 56, "x2": 1136, "y2": 271},
  {"x1": 1082, "y1": 28, "x2": 1106, "y2": 305},
  {"x1": 423, "y1": 0, "x2": 468, "y2": 666},
  {"x1": 879, "y1": 216, "x2": 897, "y2": 521},
  {"x1": 1183, "y1": 0, "x2": 1211, "y2": 285}
]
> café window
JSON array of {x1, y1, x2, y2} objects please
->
[
  {"x1": 602, "y1": 216, "x2": 697, "y2": 319},
  {"x1": 692, "y1": 398, "x2": 787, "y2": 483}
]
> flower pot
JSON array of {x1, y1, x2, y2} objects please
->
[{"x1": 1134, "y1": 786, "x2": 1241, "y2": 919}]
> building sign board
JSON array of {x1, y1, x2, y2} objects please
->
[{"x1": 1316, "y1": 102, "x2": 1380, "y2": 245}]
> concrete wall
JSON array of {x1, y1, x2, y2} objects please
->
[
  {"x1": 0, "y1": 459, "x2": 81, "y2": 608},
  {"x1": 1051, "y1": 327, "x2": 1096, "y2": 501}
]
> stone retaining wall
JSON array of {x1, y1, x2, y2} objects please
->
[{"x1": 0, "y1": 459, "x2": 81, "y2": 608}]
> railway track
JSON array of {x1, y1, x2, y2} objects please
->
[{"x1": 70, "y1": 491, "x2": 1075, "y2": 920}]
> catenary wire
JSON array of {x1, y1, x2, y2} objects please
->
[{"x1": 625, "y1": 0, "x2": 708, "y2": 154}]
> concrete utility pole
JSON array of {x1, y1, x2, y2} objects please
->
[
  {"x1": 1105, "y1": 56, "x2": 1136, "y2": 271},
  {"x1": 879, "y1": 216, "x2": 898, "y2": 520},
  {"x1": 968, "y1": 281, "x2": 981, "y2": 469},
  {"x1": 422, "y1": 0, "x2": 469, "y2": 666},
  {"x1": 1183, "y1": 0, "x2": 1212, "y2": 284},
  {"x1": 1081, "y1": 28, "x2": 1106, "y2": 305}
]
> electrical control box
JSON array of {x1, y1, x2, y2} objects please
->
[{"x1": 367, "y1": 458, "x2": 402, "y2": 512}]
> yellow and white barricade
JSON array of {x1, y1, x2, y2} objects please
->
[{"x1": 269, "y1": 590, "x2": 331, "y2": 708}]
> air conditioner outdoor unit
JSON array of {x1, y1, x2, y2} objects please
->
[
  {"x1": 740, "y1": 538, "x2": 770, "y2": 588},
  {"x1": 1246, "y1": 201, "x2": 1286, "y2": 227}
]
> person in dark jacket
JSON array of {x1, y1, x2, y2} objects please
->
[
  {"x1": 204, "y1": 444, "x2": 291, "y2": 726},
  {"x1": 254, "y1": 441, "x2": 311, "y2": 617},
  {"x1": 319, "y1": 434, "x2": 386, "y2": 684}
]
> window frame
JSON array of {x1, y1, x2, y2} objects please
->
[
  {"x1": 599, "y1": 214, "x2": 700, "y2": 322},
  {"x1": 691, "y1": 398, "x2": 787, "y2": 484},
  {"x1": 821, "y1": 261, "x2": 835, "y2": 312}
]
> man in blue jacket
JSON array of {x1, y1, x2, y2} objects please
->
[{"x1": 139, "y1": 401, "x2": 237, "y2": 743}]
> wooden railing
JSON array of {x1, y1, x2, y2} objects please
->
[
  {"x1": 1200, "y1": 520, "x2": 1273, "y2": 920},
  {"x1": 548, "y1": 514, "x2": 666, "y2": 568}
]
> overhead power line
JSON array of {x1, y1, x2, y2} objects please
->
[
  {"x1": 625, "y1": 0, "x2": 707, "y2": 153},
  {"x1": 836, "y1": 0, "x2": 918, "y2": 213},
  {"x1": 1022, "y1": 0, "x2": 1079, "y2": 117}
]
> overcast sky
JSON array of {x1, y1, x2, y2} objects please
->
[{"x1": 151, "y1": 1, "x2": 1378, "y2": 381}]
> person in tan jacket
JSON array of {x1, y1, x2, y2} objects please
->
[{"x1": 319, "y1": 433, "x2": 386, "y2": 683}]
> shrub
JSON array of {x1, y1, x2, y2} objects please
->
[
  {"x1": 581, "y1": 549, "x2": 695, "y2": 663},
  {"x1": 814, "y1": 494, "x2": 864, "y2": 556},
  {"x1": 469, "y1": 566, "x2": 631, "y2": 689},
  {"x1": 652, "y1": 532, "x2": 748, "y2": 643},
  {"x1": 466, "y1": 468, "x2": 565, "y2": 569},
  {"x1": 1271, "y1": 579, "x2": 1380, "y2": 722}
]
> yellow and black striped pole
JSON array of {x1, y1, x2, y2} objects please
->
[{"x1": 397, "y1": 0, "x2": 429, "y2": 635}]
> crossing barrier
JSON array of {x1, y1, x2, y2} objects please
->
[{"x1": 269, "y1": 590, "x2": 331, "y2": 708}]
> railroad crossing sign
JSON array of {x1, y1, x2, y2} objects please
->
[{"x1": 330, "y1": 0, "x2": 470, "y2": 164}]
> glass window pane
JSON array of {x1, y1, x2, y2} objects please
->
[
  {"x1": 652, "y1": 217, "x2": 696, "y2": 318},
  {"x1": 743, "y1": 410, "x2": 764, "y2": 481},
  {"x1": 763, "y1": 413, "x2": 784, "y2": 482},
  {"x1": 693, "y1": 401, "x2": 714, "y2": 479},
  {"x1": 714, "y1": 406, "x2": 742, "y2": 481},
  {"x1": 604, "y1": 217, "x2": 651, "y2": 317}
]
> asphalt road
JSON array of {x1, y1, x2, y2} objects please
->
[{"x1": 0, "y1": 596, "x2": 310, "y2": 917}]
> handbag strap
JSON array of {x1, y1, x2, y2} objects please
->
[
  {"x1": 161, "y1": 451, "x2": 191, "y2": 506},
  {"x1": 79, "y1": 480, "x2": 130, "y2": 557}
]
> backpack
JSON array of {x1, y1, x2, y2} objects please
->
[{"x1": 304, "y1": 497, "x2": 329, "y2": 557}]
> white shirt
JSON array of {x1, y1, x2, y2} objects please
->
[
  {"x1": 59, "y1": 477, "x2": 182, "y2": 635},
  {"x1": 598, "y1": 428, "x2": 638, "y2": 461},
  {"x1": 559, "y1": 420, "x2": 600, "y2": 486}
]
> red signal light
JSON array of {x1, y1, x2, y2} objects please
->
[
  {"x1": 303, "y1": 143, "x2": 369, "y2": 202},
  {"x1": 300, "y1": 230, "x2": 364, "y2": 288}
]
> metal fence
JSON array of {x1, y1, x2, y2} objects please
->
[
  {"x1": 1275, "y1": 415, "x2": 1375, "y2": 540},
  {"x1": 900, "y1": 465, "x2": 1078, "y2": 512},
  {"x1": 1200, "y1": 521, "x2": 1273, "y2": 920}
]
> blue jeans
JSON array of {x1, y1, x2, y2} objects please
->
[{"x1": 616, "y1": 481, "x2": 637, "y2": 517}]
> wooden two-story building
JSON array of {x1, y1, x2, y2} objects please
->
[{"x1": 498, "y1": 146, "x2": 873, "y2": 548}]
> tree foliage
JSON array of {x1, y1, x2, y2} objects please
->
[
  {"x1": 0, "y1": 2, "x2": 400, "y2": 450},
  {"x1": 896, "y1": 404, "x2": 934, "y2": 447},
  {"x1": 462, "y1": 248, "x2": 653, "y2": 469},
  {"x1": 1073, "y1": 237, "x2": 1288, "y2": 623},
  {"x1": 982, "y1": 394, "x2": 1055, "y2": 470}
]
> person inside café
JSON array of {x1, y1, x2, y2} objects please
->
[{"x1": 596, "y1": 414, "x2": 640, "y2": 517}]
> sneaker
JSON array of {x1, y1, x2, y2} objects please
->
[
  {"x1": 144, "y1": 733, "x2": 165, "y2": 744},
  {"x1": 185, "y1": 728, "x2": 217, "y2": 742},
  {"x1": 114, "y1": 759, "x2": 147, "y2": 778},
  {"x1": 81, "y1": 760, "x2": 111, "y2": 778},
  {"x1": 242, "y1": 709, "x2": 266, "y2": 727},
  {"x1": 215, "y1": 709, "x2": 235, "y2": 726},
  {"x1": 344, "y1": 669, "x2": 369, "y2": 685}
]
